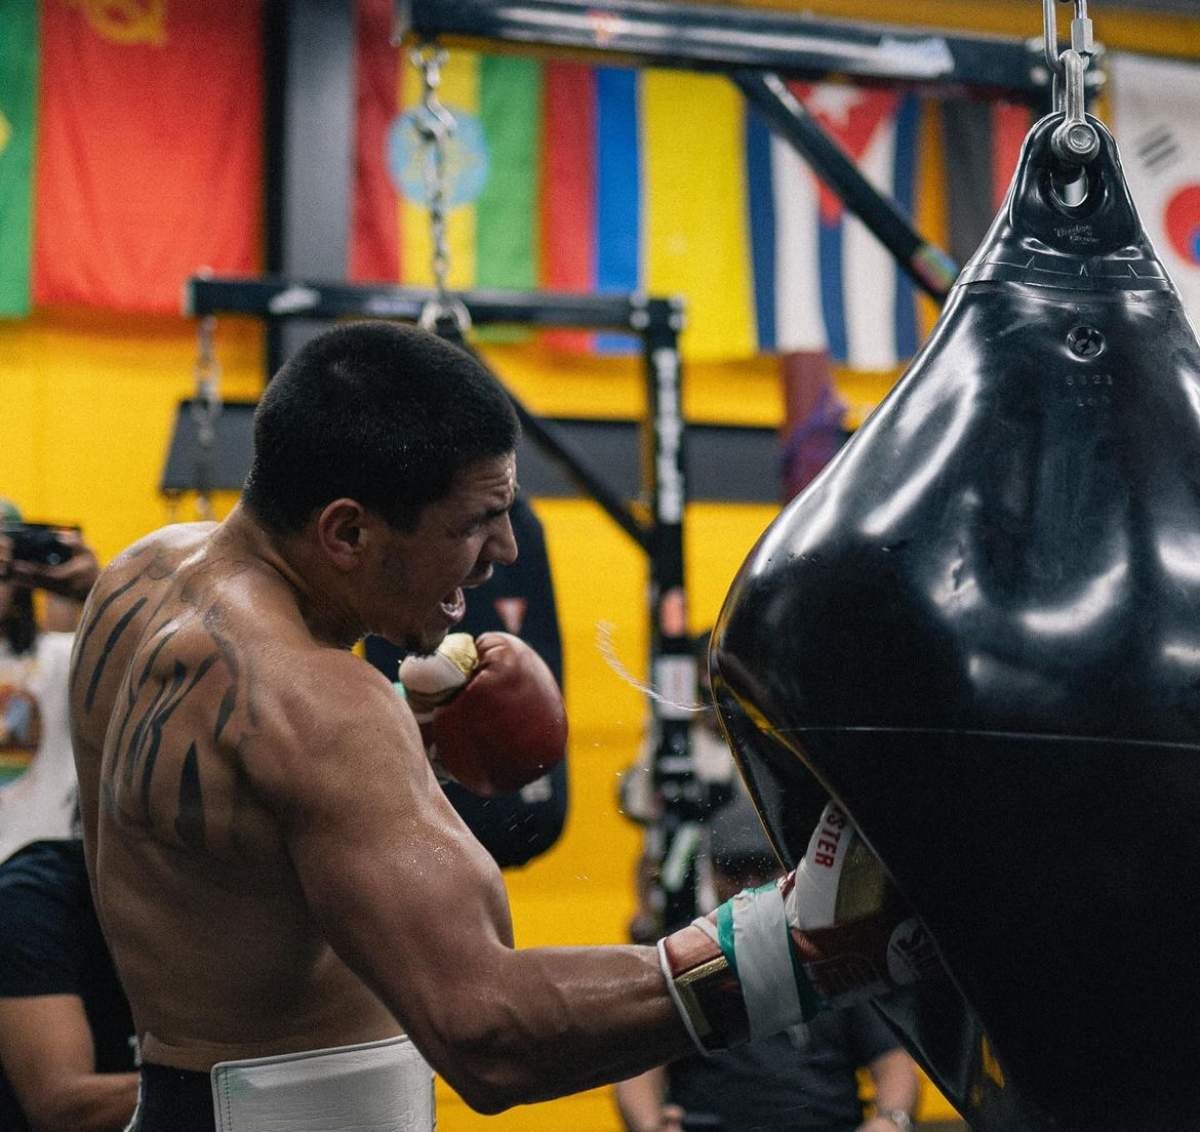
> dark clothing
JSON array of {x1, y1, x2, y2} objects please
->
[
  {"x1": 0, "y1": 839, "x2": 136, "y2": 1132},
  {"x1": 668, "y1": 1003, "x2": 900, "y2": 1131},
  {"x1": 366, "y1": 494, "x2": 568, "y2": 867},
  {"x1": 128, "y1": 1064, "x2": 215, "y2": 1132}
]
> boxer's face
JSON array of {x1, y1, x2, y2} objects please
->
[{"x1": 372, "y1": 453, "x2": 518, "y2": 653}]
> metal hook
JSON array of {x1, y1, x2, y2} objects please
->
[
  {"x1": 1051, "y1": 50, "x2": 1100, "y2": 164},
  {"x1": 418, "y1": 296, "x2": 473, "y2": 340},
  {"x1": 1043, "y1": 0, "x2": 1099, "y2": 165},
  {"x1": 1044, "y1": 0, "x2": 1095, "y2": 75}
]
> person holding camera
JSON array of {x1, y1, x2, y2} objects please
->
[{"x1": 0, "y1": 498, "x2": 99, "y2": 865}]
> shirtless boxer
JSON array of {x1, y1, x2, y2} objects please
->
[{"x1": 69, "y1": 322, "x2": 922, "y2": 1131}]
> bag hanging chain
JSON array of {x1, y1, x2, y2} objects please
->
[
  {"x1": 410, "y1": 45, "x2": 472, "y2": 336},
  {"x1": 190, "y1": 315, "x2": 222, "y2": 521},
  {"x1": 1043, "y1": 0, "x2": 1100, "y2": 165}
]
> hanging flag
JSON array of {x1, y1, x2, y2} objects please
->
[
  {"x1": 643, "y1": 69, "x2": 757, "y2": 360},
  {"x1": 350, "y1": 5, "x2": 1010, "y2": 372},
  {"x1": 751, "y1": 84, "x2": 923, "y2": 371},
  {"x1": 0, "y1": 0, "x2": 39, "y2": 317},
  {"x1": 940, "y1": 98, "x2": 1033, "y2": 268},
  {"x1": 351, "y1": 10, "x2": 544, "y2": 298},
  {"x1": 350, "y1": 0, "x2": 402, "y2": 284},
  {"x1": 1112, "y1": 52, "x2": 1200, "y2": 324},
  {"x1": 32, "y1": 0, "x2": 263, "y2": 313},
  {"x1": 539, "y1": 60, "x2": 596, "y2": 351}
]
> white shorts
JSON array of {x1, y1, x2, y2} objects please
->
[{"x1": 210, "y1": 1035, "x2": 434, "y2": 1131}]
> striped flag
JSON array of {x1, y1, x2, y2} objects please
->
[
  {"x1": 0, "y1": 0, "x2": 39, "y2": 316},
  {"x1": 0, "y1": 0, "x2": 264, "y2": 317},
  {"x1": 353, "y1": 5, "x2": 543, "y2": 295},
  {"x1": 750, "y1": 85, "x2": 922, "y2": 371},
  {"x1": 350, "y1": 24, "x2": 758, "y2": 360},
  {"x1": 1112, "y1": 53, "x2": 1200, "y2": 325},
  {"x1": 940, "y1": 99, "x2": 1033, "y2": 266}
]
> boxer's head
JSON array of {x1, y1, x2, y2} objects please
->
[{"x1": 242, "y1": 322, "x2": 520, "y2": 650}]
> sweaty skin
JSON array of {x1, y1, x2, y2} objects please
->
[{"x1": 68, "y1": 455, "x2": 690, "y2": 1113}]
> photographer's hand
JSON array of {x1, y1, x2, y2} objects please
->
[{"x1": 7, "y1": 530, "x2": 99, "y2": 601}]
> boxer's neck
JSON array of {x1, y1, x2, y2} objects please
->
[{"x1": 216, "y1": 504, "x2": 365, "y2": 650}]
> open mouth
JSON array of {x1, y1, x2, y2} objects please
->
[{"x1": 439, "y1": 587, "x2": 466, "y2": 623}]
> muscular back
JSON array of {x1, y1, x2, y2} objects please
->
[{"x1": 69, "y1": 524, "x2": 405, "y2": 1070}]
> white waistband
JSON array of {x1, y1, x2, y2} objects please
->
[{"x1": 210, "y1": 1035, "x2": 434, "y2": 1132}]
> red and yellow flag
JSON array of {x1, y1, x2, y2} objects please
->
[{"x1": 31, "y1": 0, "x2": 263, "y2": 313}]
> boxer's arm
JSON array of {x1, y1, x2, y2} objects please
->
[
  {"x1": 248, "y1": 653, "x2": 693, "y2": 1113},
  {"x1": 0, "y1": 995, "x2": 138, "y2": 1132}
]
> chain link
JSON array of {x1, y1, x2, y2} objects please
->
[
  {"x1": 1042, "y1": 0, "x2": 1099, "y2": 165},
  {"x1": 409, "y1": 45, "x2": 472, "y2": 337}
]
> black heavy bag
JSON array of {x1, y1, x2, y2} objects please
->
[{"x1": 711, "y1": 112, "x2": 1200, "y2": 1132}]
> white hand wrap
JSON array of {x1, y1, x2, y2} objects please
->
[
  {"x1": 727, "y1": 883, "x2": 805, "y2": 1041},
  {"x1": 659, "y1": 800, "x2": 936, "y2": 1055}
]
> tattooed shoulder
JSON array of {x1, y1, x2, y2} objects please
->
[{"x1": 73, "y1": 548, "x2": 266, "y2": 857}]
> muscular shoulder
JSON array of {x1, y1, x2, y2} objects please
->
[
  {"x1": 237, "y1": 645, "x2": 425, "y2": 816},
  {"x1": 96, "y1": 523, "x2": 214, "y2": 593}
]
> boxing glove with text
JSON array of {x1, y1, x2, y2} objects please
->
[{"x1": 658, "y1": 801, "x2": 938, "y2": 1052}]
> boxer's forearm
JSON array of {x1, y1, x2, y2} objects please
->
[
  {"x1": 21, "y1": 1071, "x2": 139, "y2": 1132},
  {"x1": 432, "y1": 944, "x2": 690, "y2": 1113}
]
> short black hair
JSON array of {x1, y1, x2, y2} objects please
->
[{"x1": 242, "y1": 321, "x2": 519, "y2": 533}]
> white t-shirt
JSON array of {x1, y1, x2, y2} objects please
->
[{"x1": 0, "y1": 631, "x2": 78, "y2": 864}]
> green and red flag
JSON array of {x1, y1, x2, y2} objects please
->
[
  {"x1": 0, "y1": 0, "x2": 40, "y2": 316},
  {"x1": 0, "y1": 0, "x2": 263, "y2": 317}
]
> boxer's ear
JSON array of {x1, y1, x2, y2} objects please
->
[{"x1": 313, "y1": 498, "x2": 369, "y2": 570}]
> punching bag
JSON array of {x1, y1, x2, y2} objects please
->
[{"x1": 712, "y1": 112, "x2": 1200, "y2": 1132}]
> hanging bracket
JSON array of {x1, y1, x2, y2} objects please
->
[{"x1": 1044, "y1": 0, "x2": 1101, "y2": 165}]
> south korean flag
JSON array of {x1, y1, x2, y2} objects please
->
[{"x1": 1112, "y1": 53, "x2": 1200, "y2": 328}]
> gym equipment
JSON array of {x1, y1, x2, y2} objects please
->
[{"x1": 711, "y1": 8, "x2": 1200, "y2": 1128}]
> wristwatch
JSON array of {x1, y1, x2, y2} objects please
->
[{"x1": 879, "y1": 1110, "x2": 914, "y2": 1131}]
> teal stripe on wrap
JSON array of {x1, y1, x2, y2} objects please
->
[{"x1": 715, "y1": 900, "x2": 738, "y2": 978}]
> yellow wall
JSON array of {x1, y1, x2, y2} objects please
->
[{"x1": 0, "y1": 310, "x2": 266, "y2": 551}]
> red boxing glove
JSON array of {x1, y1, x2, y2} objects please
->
[{"x1": 428, "y1": 632, "x2": 567, "y2": 796}]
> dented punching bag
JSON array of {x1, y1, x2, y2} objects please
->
[{"x1": 712, "y1": 112, "x2": 1200, "y2": 1132}]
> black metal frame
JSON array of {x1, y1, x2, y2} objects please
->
[{"x1": 400, "y1": 0, "x2": 1054, "y2": 93}]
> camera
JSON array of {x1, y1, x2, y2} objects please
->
[{"x1": 2, "y1": 523, "x2": 78, "y2": 567}]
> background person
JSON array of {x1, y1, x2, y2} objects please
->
[
  {"x1": 0, "y1": 499, "x2": 99, "y2": 865},
  {"x1": 614, "y1": 790, "x2": 919, "y2": 1132},
  {"x1": 0, "y1": 835, "x2": 138, "y2": 1132}
]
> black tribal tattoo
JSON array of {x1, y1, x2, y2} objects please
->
[{"x1": 76, "y1": 549, "x2": 253, "y2": 851}]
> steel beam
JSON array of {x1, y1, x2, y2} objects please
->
[
  {"x1": 400, "y1": 0, "x2": 1055, "y2": 100},
  {"x1": 186, "y1": 275, "x2": 653, "y2": 330}
]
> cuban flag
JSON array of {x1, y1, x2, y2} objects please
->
[
  {"x1": 749, "y1": 83, "x2": 922, "y2": 371},
  {"x1": 1112, "y1": 53, "x2": 1200, "y2": 327}
]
